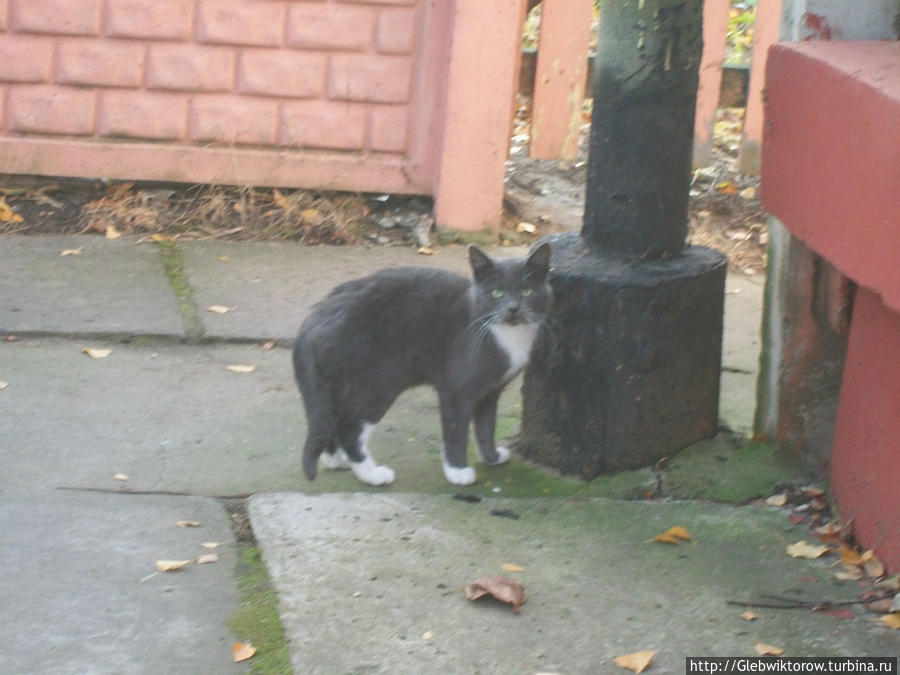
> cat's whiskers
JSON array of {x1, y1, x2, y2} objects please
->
[{"x1": 468, "y1": 310, "x2": 503, "y2": 352}]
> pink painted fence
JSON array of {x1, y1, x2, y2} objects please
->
[{"x1": 0, "y1": 0, "x2": 526, "y2": 232}]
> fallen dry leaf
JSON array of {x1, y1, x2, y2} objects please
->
[
  {"x1": 232, "y1": 641, "x2": 257, "y2": 663},
  {"x1": 879, "y1": 613, "x2": 900, "y2": 630},
  {"x1": 206, "y1": 305, "x2": 232, "y2": 314},
  {"x1": 226, "y1": 364, "x2": 256, "y2": 373},
  {"x1": 149, "y1": 233, "x2": 173, "y2": 242},
  {"x1": 113, "y1": 473, "x2": 129, "y2": 482},
  {"x1": 516, "y1": 221, "x2": 537, "y2": 234},
  {"x1": 218, "y1": 256, "x2": 229, "y2": 262},
  {"x1": 60, "y1": 247, "x2": 82, "y2": 256},
  {"x1": 835, "y1": 570, "x2": 862, "y2": 582},
  {"x1": 83, "y1": 347, "x2": 112, "y2": 359},
  {"x1": 740, "y1": 610, "x2": 758, "y2": 621},
  {"x1": 815, "y1": 521, "x2": 844, "y2": 543},
  {"x1": 464, "y1": 576, "x2": 526, "y2": 614},
  {"x1": 652, "y1": 526, "x2": 692, "y2": 544},
  {"x1": 0, "y1": 380, "x2": 8, "y2": 390},
  {"x1": 176, "y1": 520, "x2": 201, "y2": 528},
  {"x1": 501, "y1": 563, "x2": 526, "y2": 573},
  {"x1": 819, "y1": 608, "x2": 855, "y2": 620},
  {"x1": 840, "y1": 545, "x2": 863, "y2": 567},
  {"x1": 201, "y1": 541, "x2": 223, "y2": 549},
  {"x1": 0, "y1": 196, "x2": 24, "y2": 223},
  {"x1": 786, "y1": 541, "x2": 831, "y2": 559},
  {"x1": 196, "y1": 553, "x2": 219, "y2": 564},
  {"x1": 613, "y1": 650, "x2": 655, "y2": 673},
  {"x1": 417, "y1": 246, "x2": 435, "y2": 256},
  {"x1": 260, "y1": 340, "x2": 276, "y2": 351},
  {"x1": 421, "y1": 631, "x2": 434, "y2": 641},
  {"x1": 765, "y1": 494, "x2": 787, "y2": 507},
  {"x1": 755, "y1": 642, "x2": 784, "y2": 656},
  {"x1": 155, "y1": 559, "x2": 192, "y2": 572},
  {"x1": 105, "y1": 224, "x2": 122, "y2": 239}
]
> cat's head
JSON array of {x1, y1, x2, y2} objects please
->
[{"x1": 468, "y1": 243, "x2": 552, "y2": 326}]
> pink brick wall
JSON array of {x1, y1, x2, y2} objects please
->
[{"x1": 0, "y1": 0, "x2": 417, "y2": 154}]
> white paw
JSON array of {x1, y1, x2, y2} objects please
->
[
  {"x1": 443, "y1": 463, "x2": 476, "y2": 486},
  {"x1": 351, "y1": 457, "x2": 395, "y2": 486},
  {"x1": 320, "y1": 449, "x2": 351, "y2": 470},
  {"x1": 493, "y1": 445, "x2": 512, "y2": 464}
]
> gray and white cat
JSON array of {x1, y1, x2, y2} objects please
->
[{"x1": 293, "y1": 243, "x2": 551, "y2": 486}]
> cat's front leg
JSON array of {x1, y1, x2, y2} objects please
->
[
  {"x1": 473, "y1": 389, "x2": 511, "y2": 465},
  {"x1": 439, "y1": 393, "x2": 476, "y2": 485}
]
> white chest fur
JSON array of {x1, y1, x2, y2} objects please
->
[{"x1": 491, "y1": 323, "x2": 538, "y2": 380}]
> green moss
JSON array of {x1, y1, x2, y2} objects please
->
[
  {"x1": 228, "y1": 545, "x2": 292, "y2": 674},
  {"x1": 155, "y1": 240, "x2": 204, "y2": 339},
  {"x1": 434, "y1": 227, "x2": 499, "y2": 247}
]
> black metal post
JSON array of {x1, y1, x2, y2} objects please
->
[{"x1": 518, "y1": 0, "x2": 728, "y2": 478}]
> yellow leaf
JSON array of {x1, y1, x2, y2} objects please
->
[
  {"x1": 755, "y1": 642, "x2": 784, "y2": 656},
  {"x1": 652, "y1": 526, "x2": 692, "y2": 544},
  {"x1": 206, "y1": 305, "x2": 232, "y2": 314},
  {"x1": 196, "y1": 553, "x2": 219, "y2": 564},
  {"x1": 60, "y1": 247, "x2": 83, "y2": 256},
  {"x1": 105, "y1": 224, "x2": 122, "y2": 239},
  {"x1": 516, "y1": 221, "x2": 537, "y2": 234},
  {"x1": 740, "y1": 610, "x2": 758, "y2": 621},
  {"x1": 176, "y1": 520, "x2": 201, "y2": 528},
  {"x1": 232, "y1": 641, "x2": 257, "y2": 663},
  {"x1": 786, "y1": 541, "x2": 831, "y2": 559},
  {"x1": 155, "y1": 559, "x2": 192, "y2": 572},
  {"x1": 226, "y1": 364, "x2": 256, "y2": 374},
  {"x1": 218, "y1": 256, "x2": 229, "y2": 262},
  {"x1": 150, "y1": 233, "x2": 173, "y2": 242},
  {"x1": 501, "y1": 563, "x2": 526, "y2": 572},
  {"x1": 613, "y1": 650, "x2": 655, "y2": 673},
  {"x1": 0, "y1": 196, "x2": 24, "y2": 223},
  {"x1": 83, "y1": 347, "x2": 112, "y2": 359},
  {"x1": 417, "y1": 246, "x2": 434, "y2": 256},
  {"x1": 300, "y1": 208, "x2": 323, "y2": 225},
  {"x1": 880, "y1": 613, "x2": 900, "y2": 629},
  {"x1": 273, "y1": 189, "x2": 291, "y2": 210},
  {"x1": 840, "y1": 545, "x2": 862, "y2": 567}
]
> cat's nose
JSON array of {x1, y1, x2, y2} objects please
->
[{"x1": 505, "y1": 304, "x2": 522, "y2": 323}]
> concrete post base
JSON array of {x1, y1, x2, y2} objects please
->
[{"x1": 518, "y1": 233, "x2": 727, "y2": 479}]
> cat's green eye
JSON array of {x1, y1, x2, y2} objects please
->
[
  {"x1": 521, "y1": 288, "x2": 533, "y2": 297},
  {"x1": 491, "y1": 289, "x2": 505, "y2": 298}
]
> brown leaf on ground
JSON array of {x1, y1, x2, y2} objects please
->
[
  {"x1": 105, "y1": 224, "x2": 122, "y2": 239},
  {"x1": 232, "y1": 641, "x2": 257, "y2": 662},
  {"x1": 652, "y1": 526, "x2": 692, "y2": 544},
  {"x1": 754, "y1": 642, "x2": 784, "y2": 656},
  {"x1": 155, "y1": 559, "x2": 192, "y2": 572},
  {"x1": 740, "y1": 610, "x2": 758, "y2": 621},
  {"x1": 765, "y1": 494, "x2": 787, "y2": 506},
  {"x1": 176, "y1": 520, "x2": 201, "y2": 528},
  {"x1": 0, "y1": 196, "x2": 24, "y2": 223},
  {"x1": 612, "y1": 650, "x2": 655, "y2": 673},
  {"x1": 83, "y1": 347, "x2": 112, "y2": 359},
  {"x1": 880, "y1": 613, "x2": 900, "y2": 630},
  {"x1": 464, "y1": 576, "x2": 526, "y2": 614},
  {"x1": 196, "y1": 553, "x2": 219, "y2": 564},
  {"x1": 786, "y1": 541, "x2": 831, "y2": 559},
  {"x1": 840, "y1": 544, "x2": 863, "y2": 567},
  {"x1": 818, "y1": 608, "x2": 855, "y2": 620}
]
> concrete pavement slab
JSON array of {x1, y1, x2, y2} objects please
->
[
  {"x1": 250, "y1": 493, "x2": 897, "y2": 674},
  {"x1": 0, "y1": 235, "x2": 183, "y2": 337},
  {"x1": 0, "y1": 491, "x2": 243, "y2": 675},
  {"x1": 181, "y1": 241, "x2": 483, "y2": 342}
]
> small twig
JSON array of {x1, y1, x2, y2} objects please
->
[{"x1": 727, "y1": 592, "x2": 892, "y2": 610}]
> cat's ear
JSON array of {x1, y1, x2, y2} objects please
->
[
  {"x1": 468, "y1": 245, "x2": 496, "y2": 281},
  {"x1": 526, "y1": 243, "x2": 551, "y2": 279}
]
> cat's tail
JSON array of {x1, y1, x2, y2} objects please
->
[{"x1": 292, "y1": 337, "x2": 335, "y2": 481}]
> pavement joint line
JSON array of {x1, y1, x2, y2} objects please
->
[
  {"x1": 0, "y1": 330, "x2": 293, "y2": 347},
  {"x1": 154, "y1": 239, "x2": 205, "y2": 340}
]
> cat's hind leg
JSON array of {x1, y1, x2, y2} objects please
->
[{"x1": 339, "y1": 421, "x2": 395, "y2": 486}]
